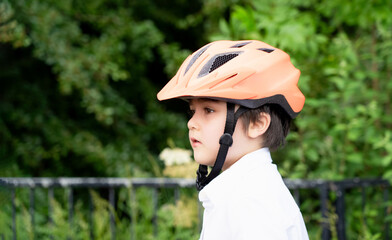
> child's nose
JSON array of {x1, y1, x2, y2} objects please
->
[{"x1": 187, "y1": 115, "x2": 199, "y2": 130}]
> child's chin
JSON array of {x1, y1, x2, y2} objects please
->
[{"x1": 194, "y1": 158, "x2": 215, "y2": 167}]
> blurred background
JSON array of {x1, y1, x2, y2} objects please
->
[{"x1": 0, "y1": 0, "x2": 391, "y2": 239}]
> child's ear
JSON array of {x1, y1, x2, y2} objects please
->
[{"x1": 247, "y1": 112, "x2": 271, "y2": 139}]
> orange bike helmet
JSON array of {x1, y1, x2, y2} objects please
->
[
  {"x1": 157, "y1": 40, "x2": 305, "y2": 190},
  {"x1": 157, "y1": 40, "x2": 305, "y2": 118}
]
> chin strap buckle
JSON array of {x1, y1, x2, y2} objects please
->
[{"x1": 219, "y1": 133, "x2": 233, "y2": 146}]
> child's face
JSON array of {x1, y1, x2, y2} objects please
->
[{"x1": 188, "y1": 99, "x2": 253, "y2": 170}]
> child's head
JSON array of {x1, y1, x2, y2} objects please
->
[{"x1": 157, "y1": 40, "x2": 304, "y2": 190}]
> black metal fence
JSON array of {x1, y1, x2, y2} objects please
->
[{"x1": 0, "y1": 177, "x2": 390, "y2": 240}]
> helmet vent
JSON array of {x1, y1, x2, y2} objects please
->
[
  {"x1": 184, "y1": 44, "x2": 211, "y2": 75},
  {"x1": 198, "y1": 52, "x2": 241, "y2": 78},
  {"x1": 258, "y1": 48, "x2": 275, "y2": 53},
  {"x1": 230, "y1": 41, "x2": 252, "y2": 48},
  {"x1": 209, "y1": 54, "x2": 239, "y2": 73}
]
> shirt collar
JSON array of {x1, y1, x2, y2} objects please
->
[{"x1": 199, "y1": 148, "x2": 272, "y2": 204}]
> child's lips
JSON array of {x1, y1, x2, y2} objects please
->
[{"x1": 190, "y1": 137, "x2": 201, "y2": 147}]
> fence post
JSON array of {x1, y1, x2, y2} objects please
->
[
  {"x1": 293, "y1": 188, "x2": 300, "y2": 206},
  {"x1": 130, "y1": 187, "x2": 136, "y2": 240},
  {"x1": 174, "y1": 187, "x2": 180, "y2": 203},
  {"x1": 30, "y1": 188, "x2": 35, "y2": 240},
  {"x1": 12, "y1": 188, "x2": 16, "y2": 240},
  {"x1": 48, "y1": 187, "x2": 54, "y2": 240},
  {"x1": 109, "y1": 187, "x2": 116, "y2": 240},
  {"x1": 89, "y1": 190, "x2": 95, "y2": 240},
  {"x1": 383, "y1": 187, "x2": 390, "y2": 240},
  {"x1": 320, "y1": 182, "x2": 330, "y2": 240},
  {"x1": 152, "y1": 188, "x2": 159, "y2": 237},
  {"x1": 68, "y1": 188, "x2": 74, "y2": 240},
  {"x1": 335, "y1": 183, "x2": 346, "y2": 240}
]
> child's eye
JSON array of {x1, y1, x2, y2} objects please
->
[{"x1": 205, "y1": 108, "x2": 214, "y2": 113}]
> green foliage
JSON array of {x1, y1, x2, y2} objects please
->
[
  {"x1": 211, "y1": 0, "x2": 392, "y2": 181},
  {"x1": 0, "y1": 0, "x2": 192, "y2": 177},
  {"x1": 0, "y1": 187, "x2": 200, "y2": 240}
]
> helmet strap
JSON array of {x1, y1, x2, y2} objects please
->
[{"x1": 196, "y1": 103, "x2": 249, "y2": 191}]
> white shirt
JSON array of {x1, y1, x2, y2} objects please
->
[{"x1": 199, "y1": 148, "x2": 309, "y2": 240}]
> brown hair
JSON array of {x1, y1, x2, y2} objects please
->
[{"x1": 240, "y1": 104, "x2": 292, "y2": 151}]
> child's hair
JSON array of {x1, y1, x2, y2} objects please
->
[{"x1": 240, "y1": 104, "x2": 291, "y2": 151}]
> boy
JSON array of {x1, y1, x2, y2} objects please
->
[{"x1": 157, "y1": 40, "x2": 309, "y2": 239}]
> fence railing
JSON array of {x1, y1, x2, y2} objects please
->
[{"x1": 0, "y1": 177, "x2": 390, "y2": 240}]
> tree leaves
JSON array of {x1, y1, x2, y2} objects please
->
[
  {"x1": 213, "y1": 0, "x2": 392, "y2": 181},
  {"x1": 0, "y1": 0, "x2": 188, "y2": 177}
]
